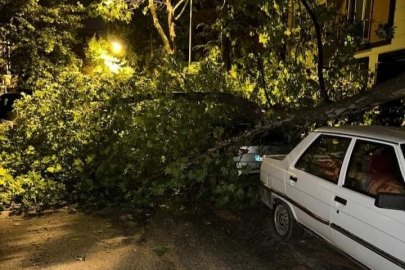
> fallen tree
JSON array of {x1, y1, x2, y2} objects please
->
[
  {"x1": 2, "y1": 69, "x2": 404, "y2": 209},
  {"x1": 209, "y1": 72, "x2": 405, "y2": 153},
  {"x1": 4, "y1": 0, "x2": 404, "y2": 210},
  {"x1": 146, "y1": 72, "x2": 405, "y2": 184}
]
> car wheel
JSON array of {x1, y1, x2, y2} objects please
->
[{"x1": 272, "y1": 201, "x2": 302, "y2": 242}]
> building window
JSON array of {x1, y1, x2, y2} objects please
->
[
  {"x1": 347, "y1": 0, "x2": 373, "y2": 43},
  {"x1": 347, "y1": 0, "x2": 396, "y2": 47}
]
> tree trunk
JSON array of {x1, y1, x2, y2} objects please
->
[
  {"x1": 300, "y1": 0, "x2": 330, "y2": 103},
  {"x1": 256, "y1": 54, "x2": 272, "y2": 109},
  {"x1": 148, "y1": 0, "x2": 173, "y2": 54},
  {"x1": 166, "y1": 0, "x2": 177, "y2": 52}
]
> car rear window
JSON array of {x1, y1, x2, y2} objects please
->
[{"x1": 295, "y1": 135, "x2": 351, "y2": 183}]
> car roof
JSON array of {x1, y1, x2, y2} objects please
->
[{"x1": 315, "y1": 126, "x2": 405, "y2": 144}]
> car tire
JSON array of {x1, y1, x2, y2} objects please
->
[{"x1": 272, "y1": 201, "x2": 303, "y2": 243}]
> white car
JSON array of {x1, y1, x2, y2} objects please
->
[
  {"x1": 260, "y1": 126, "x2": 405, "y2": 270},
  {"x1": 234, "y1": 144, "x2": 290, "y2": 175},
  {"x1": 234, "y1": 146, "x2": 269, "y2": 175}
]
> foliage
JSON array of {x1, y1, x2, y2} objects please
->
[
  {"x1": 0, "y1": 50, "x2": 263, "y2": 209},
  {"x1": 0, "y1": 146, "x2": 65, "y2": 210},
  {"x1": 375, "y1": 23, "x2": 396, "y2": 40},
  {"x1": 89, "y1": 0, "x2": 133, "y2": 23},
  {"x1": 84, "y1": 36, "x2": 135, "y2": 79},
  {"x1": 0, "y1": 0, "x2": 84, "y2": 88},
  {"x1": 91, "y1": 0, "x2": 372, "y2": 109},
  {"x1": 90, "y1": 0, "x2": 191, "y2": 54},
  {"x1": 0, "y1": 164, "x2": 17, "y2": 209},
  {"x1": 0, "y1": 0, "x2": 388, "y2": 211}
]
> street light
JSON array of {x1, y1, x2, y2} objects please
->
[{"x1": 111, "y1": 41, "x2": 122, "y2": 54}]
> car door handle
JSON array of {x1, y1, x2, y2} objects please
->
[
  {"x1": 334, "y1": 196, "x2": 347, "y2": 206},
  {"x1": 289, "y1": 176, "x2": 298, "y2": 182}
]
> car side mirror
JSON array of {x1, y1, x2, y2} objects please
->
[{"x1": 375, "y1": 193, "x2": 405, "y2": 211}]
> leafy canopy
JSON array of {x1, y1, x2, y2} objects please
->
[
  {"x1": 0, "y1": 0, "x2": 380, "y2": 210},
  {"x1": 0, "y1": 0, "x2": 84, "y2": 88}
]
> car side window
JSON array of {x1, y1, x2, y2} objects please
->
[
  {"x1": 344, "y1": 140, "x2": 405, "y2": 197},
  {"x1": 296, "y1": 135, "x2": 351, "y2": 183}
]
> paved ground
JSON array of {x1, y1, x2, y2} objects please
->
[{"x1": 0, "y1": 205, "x2": 361, "y2": 270}]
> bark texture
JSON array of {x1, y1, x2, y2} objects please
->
[
  {"x1": 148, "y1": 0, "x2": 173, "y2": 54},
  {"x1": 166, "y1": 0, "x2": 176, "y2": 52}
]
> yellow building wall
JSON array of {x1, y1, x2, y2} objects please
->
[{"x1": 355, "y1": 0, "x2": 405, "y2": 75}]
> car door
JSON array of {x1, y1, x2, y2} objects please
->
[
  {"x1": 332, "y1": 139, "x2": 405, "y2": 270},
  {"x1": 287, "y1": 134, "x2": 352, "y2": 242}
]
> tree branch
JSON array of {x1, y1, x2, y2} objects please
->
[
  {"x1": 166, "y1": 0, "x2": 176, "y2": 52},
  {"x1": 174, "y1": 0, "x2": 189, "y2": 20},
  {"x1": 148, "y1": 0, "x2": 173, "y2": 54},
  {"x1": 173, "y1": 0, "x2": 187, "y2": 12},
  {"x1": 256, "y1": 53, "x2": 272, "y2": 109},
  {"x1": 300, "y1": 0, "x2": 330, "y2": 103}
]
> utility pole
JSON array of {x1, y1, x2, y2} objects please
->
[{"x1": 188, "y1": 0, "x2": 193, "y2": 67}]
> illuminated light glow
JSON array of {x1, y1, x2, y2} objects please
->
[
  {"x1": 100, "y1": 53, "x2": 121, "y2": 73},
  {"x1": 111, "y1": 41, "x2": 123, "y2": 53},
  {"x1": 105, "y1": 61, "x2": 120, "y2": 73}
]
